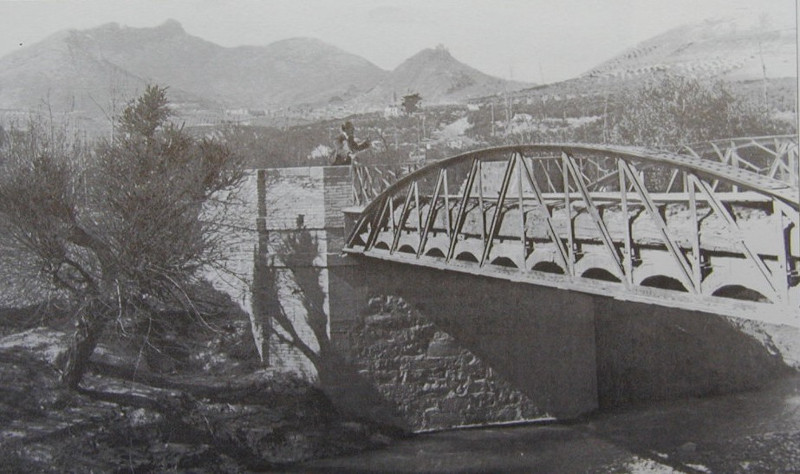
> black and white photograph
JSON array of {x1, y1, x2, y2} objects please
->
[{"x1": 0, "y1": 0, "x2": 798, "y2": 471}]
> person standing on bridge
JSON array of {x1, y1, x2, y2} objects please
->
[{"x1": 331, "y1": 120, "x2": 370, "y2": 165}]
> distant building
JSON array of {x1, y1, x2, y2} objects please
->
[{"x1": 384, "y1": 105, "x2": 402, "y2": 118}]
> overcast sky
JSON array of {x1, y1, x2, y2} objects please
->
[{"x1": 0, "y1": 0, "x2": 796, "y2": 83}]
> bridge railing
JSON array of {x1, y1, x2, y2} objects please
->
[
  {"x1": 351, "y1": 160, "x2": 425, "y2": 206},
  {"x1": 679, "y1": 135, "x2": 798, "y2": 187},
  {"x1": 348, "y1": 135, "x2": 798, "y2": 206},
  {"x1": 344, "y1": 144, "x2": 800, "y2": 326}
]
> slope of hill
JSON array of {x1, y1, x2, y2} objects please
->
[
  {"x1": 211, "y1": 37, "x2": 387, "y2": 106},
  {"x1": 0, "y1": 29, "x2": 149, "y2": 119},
  {"x1": 0, "y1": 20, "x2": 388, "y2": 120},
  {"x1": 583, "y1": 16, "x2": 796, "y2": 82},
  {"x1": 359, "y1": 45, "x2": 530, "y2": 107}
]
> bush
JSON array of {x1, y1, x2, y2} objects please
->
[{"x1": 605, "y1": 75, "x2": 791, "y2": 148}]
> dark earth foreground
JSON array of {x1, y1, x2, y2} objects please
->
[
  {"x1": 1, "y1": 305, "x2": 798, "y2": 472},
  {"x1": 0, "y1": 309, "x2": 398, "y2": 472},
  {"x1": 297, "y1": 374, "x2": 800, "y2": 473}
]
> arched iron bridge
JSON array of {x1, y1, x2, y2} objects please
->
[{"x1": 344, "y1": 141, "x2": 800, "y2": 327}]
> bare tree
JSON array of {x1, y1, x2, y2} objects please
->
[{"x1": 0, "y1": 85, "x2": 244, "y2": 388}]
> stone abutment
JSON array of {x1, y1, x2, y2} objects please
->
[{"x1": 210, "y1": 166, "x2": 799, "y2": 432}]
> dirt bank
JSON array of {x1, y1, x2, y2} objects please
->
[{"x1": 0, "y1": 308, "x2": 399, "y2": 471}]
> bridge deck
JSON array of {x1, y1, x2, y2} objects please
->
[
  {"x1": 351, "y1": 249, "x2": 799, "y2": 327},
  {"x1": 345, "y1": 142, "x2": 800, "y2": 328}
]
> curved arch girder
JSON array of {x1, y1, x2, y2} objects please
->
[{"x1": 344, "y1": 143, "x2": 800, "y2": 326}]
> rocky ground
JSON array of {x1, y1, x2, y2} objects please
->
[
  {"x1": 299, "y1": 374, "x2": 800, "y2": 472},
  {"x1": 0, "y1": 306, "x2": 399, "y2": 472}
]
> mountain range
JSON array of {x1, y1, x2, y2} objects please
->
[
  {"x1": 0, "y1": 20, "x2": 528, "y2": 124},
  {"x1": 0, "y1": 16, "x2": 795, "y2": 129}
]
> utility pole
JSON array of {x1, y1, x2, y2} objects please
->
[
  {"x1": 491, "y1": 102, "x2": 495, "y2": 137},
  {"x1": 759, "y1": 40, "x2": 768, "y2": 107}
]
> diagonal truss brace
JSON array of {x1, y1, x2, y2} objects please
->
[
  {"x1": 389, "y1": 184, "x2": 416, "y2": 254},
  {"x1": 364, "y1": 195, "x2": 390, "y2": 250},
  {"x1": 447, "y1": 158, "x2": 480, "y2": 261},
  {"x1": 417, "y1": 169, "x2": 445, "y2": 258},
  {"x1": 480, "y1": 155, "x2": 516, "y2": 267},
  {"x1": 562, "y1": 151, "x2": 625, "y2": 281},
  {"x1": 518, "y1": 154, "x2": 571, "y2": 273},
  {"x1": 688, "y1": 173, "x2": 781, "y2": 300},
  {"x1": 620, "y1": 160, "x2": 698, "y2": 294}
]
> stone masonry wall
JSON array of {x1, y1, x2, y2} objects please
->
[
  {"x1": 207, "y1": 165, "x2": 554, "y2": 431},
  {"x1": 348, "y1": 296, "x2": 546, "y2": 431},
  {"x1": 246, "y1": 166, "x2": 357, "y2": 377}
]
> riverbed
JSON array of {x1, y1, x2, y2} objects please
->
[{"x1": 296, "y1": 375, "x2": 800, "y2": 472}]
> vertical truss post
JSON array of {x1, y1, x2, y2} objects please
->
[
  {"x1": 729, "y1": 141, "x2": 739, "y2": 192},
  {"x1": 447, "y1": 158, "x2": 480, "y2": 261},
  {"x1": 618, "y1": 160, "x2": 633, "y2": 286},
  {"x1": 417, "y1": 169, "x2": 444, "y2": 258},
  {"x1": 443, "y1": 169, "x2": 451, "y2": 239},
  {"x1": 795, "y1": 141, "x2": 800, "y2": 255},
  {"x1": 622, "y1": 161, "x2": 697, "y2": 294},
  {"x1": 351, "y1": 166, "x2": 360, "y2": 205},
  {"x1": 773, "y1": 200, "x2": 790, "y2": 303},
  {"x1": 362, "y1": 166, "x2": 372, "y2": 202},
  {"x1": 686, "y1": 172, "x2": 703, "y2": 292},
  {"x1": 562, "y1": 153, "x2": 575, "y2": 276},
  {"x1": 390, "y1": 185, "x2": 415, "y2": 254},
  {"x1": 711, "y1": 142, "x2": 726, "y2": 164},
  {"x1": 768, "y1": 142, "x2": 785, "y2": 181},
  {"x1": 388, "y1": 196, "x2": 395, "y2": 232},
  {"x1": 689, "y1": 174, "x2": 779, "y2": 300},
  {"x1": 480, "y1": 155, "x2": 516, "y2": 267},
  {"x1": 414, "y1": 181, "x2": 422, "y2": 240},
  {"x1": 516, "y1": 153, "x2": 527, "y2": 268},
  {"x1": 791, "y1": 139, "x2": 799, "y2": 188},
  {"x1": 563, "y1": 151, "x2": 624, "y2": 279},
  {"x1": 364, "y1": 196, "x2": 390, "y2": 251},
  {"x1": 362, "y1": 166, "x2": 374, "y2": 200},
  {"x1": 478, "y1": 160, "x2": 486, "y2": 244},
  {"x1": 520, "y1": 155, "x2": 570, "y2": 273}
]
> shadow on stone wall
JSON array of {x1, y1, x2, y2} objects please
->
[
  {"x1": 348, "y1": 295, "x2": 547, "y2": 431},
  {"x1": 352, "y1": 258, "x2": 797, "y2": 419},
  {"x1": 251, "y1": 218, "x2": 408, "y2": 429},
  {"x1": 594, "y1": 300, "x2": 795, "y2": 409},
  {"x1": 354, "y1": 259, "x2": 599, "y2": 420}
]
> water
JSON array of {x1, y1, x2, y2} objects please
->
[{"x1": 296, "y1": 375, "x2": 800, "y2": 473}]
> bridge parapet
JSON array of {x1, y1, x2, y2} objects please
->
[
  {"x1": 345, "y1": 143, "x2": 800, "y2": 327},
  {"x1": 680, "y1": 135, "x2": 798, "y2": 187}
]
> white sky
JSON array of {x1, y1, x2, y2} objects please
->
[{"x1": 0, "y1": 0, "x2": 796, "y2": 83}]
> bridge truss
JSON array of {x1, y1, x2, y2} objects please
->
[
  {"x1": 344, "y1": 142, "x2": 800, "y2": 327},
  {"x1": 681, "y1": 135, "x2": 798, "y2": 187}
]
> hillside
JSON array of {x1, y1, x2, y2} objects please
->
[
  {"x1": 0, "y1": 23, "x2": 219, "y2": 121},
  {"x1": 584, "y1": 16, "x2": 796, "y2": 82},
  {"x1": 477, "y1": 15, "x2": 798, "y2": 132}
]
